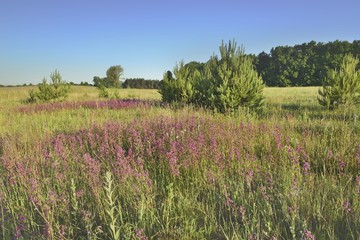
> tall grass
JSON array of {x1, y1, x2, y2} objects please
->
[{"x1": 0, "y1": 86, "x2": 359, "y2": 239}]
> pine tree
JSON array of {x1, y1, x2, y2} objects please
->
[
  {"x1": 199, "y1": 40, "x2": 265, "y2": 112},
  {"x1": 159, "y1": 40, "x2": 265, "y2": 113},
  {"x1": 159, "y1": 61, "x2": 200, "y2": 104},
  {"x1": 27, "y1": 69, "x2": 70, "y2": 103},
  {"x1": 318, "y1": 54, "x2": 360, "y2": 109}
]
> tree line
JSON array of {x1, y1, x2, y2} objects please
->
[
  {"x1": 123, "y1": 78, "x2": 161, "y2": 89},
  {"x1": 92, "y1": 66, "x2": 160, "y2": 89},
  {"x1": 182, "y1": 40, "x2": 360, "y2": 87},
  {"x1": 256, "y1": 40, "x2": 360, "y2": 86}
]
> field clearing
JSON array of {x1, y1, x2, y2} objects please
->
[
  {"x1": 0, "y1": 86, "x2": 359, "y2": 239},
  {"x1": 0, "y1": 85, "x2": 319, "y2": 107}
]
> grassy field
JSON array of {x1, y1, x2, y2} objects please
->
[{"x1": 0, "y1": 86, "x2": 359, "y2": 239}]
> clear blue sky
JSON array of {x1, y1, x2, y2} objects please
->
[{"x1": 1, "y1": 0, "x2": 359, "y2": 85}]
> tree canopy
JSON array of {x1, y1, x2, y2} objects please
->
[
  {"x1": 123, "y1": 78, "x2": 160, "y2": 89},
  {"x1": 93, "y1": 65, "x2": 123, "y2": 88},
  {"x1": 256, "y1": 40, "x2": 360, "y2": 86},
  {"x1": 106, "y1": 65, "x2": 123, "y2": 88}
]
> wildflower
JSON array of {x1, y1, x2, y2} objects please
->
[
  {"x1": 48, "y1": 190, "x2": 57, "y2": 205},
  {"x1": 238, "y1": 205, "x2": 246, "y2": 221},
  {"x1": 135, "y1": 228, "x2": 148, "y2": 240},
  {"x1": 327, "y1": 149, "x2": 334, "y2": 159},
  {"x1": 206, "y1": 170, "x2": 216, "y2": 185},
  {"x1": 84, "y1": 153, "x2": 100, "y2": 177},
  {"x1": 342, "y1": 200, "x2": 352, "y2": 214},
  {"x1": 245, "y1": 169, "x2": 254, "y2": 187},
  {"x1": 355, "y1": 144, "x2": 360, "y2": 164},
  {"x1": 166, "y1": 140, "x2": 180, "y2": 176},
  {"x1": 14, "y1": 214, "x2": 27, "y2": 240},
  {"x1": 115, "y1": 146, "x2": 133, "y2": 178},
  {"x1": 260, "y1": 185, "x2": 270, "y2": 201},
  {"x1": 303, "y1": 230, "x2": 315, "y2": 240},
  {"x1": 225, "y1": 195, "x2": 234, "y2": 208},
  {"x1": 302, "y1": 161, "x2": 310, "y2": 175},
  {"x1": 248, "y1": 233, "x2": 257, "y2": 240},
  {"x1": 223, "y1": 185, "x2": 235, "y2": 208},
  {"x1": 273, "y1": 126, "x2": 283, "y2": 150},
  {"x1": 338, "y1": 158, "x2": 345, "y2": 172},
  {"x1": 356, "y1": 176, "x2": 360, "y2": 196}
]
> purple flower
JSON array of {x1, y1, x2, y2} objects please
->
[
  {"x1": 303, "y1": 161, "x2": 310, "y2": 175},
  {"x1": 115, "y1": 147, "x2": 133, "y2": 178},
  {"x1": 343, "y1": 200, "x2": 352, "y2": 214},
  {"x1": 135, "y1": 228, "x2": 147, "y2": 240},
  {"x1": 83, "y1": 153, "x2": 101, "y2": 188},
  {"x1": 303, "y1": 230, "x2": 315, "y2": 240},
  {"x1": 238, "y1": 205, "x2": 246, "y2": 221},
  {"x1": 338, "y1": 158, "x2": 346, "y2": 171},
  {"x1": 166, "y1": 140, "x2": 180, "y2": 176},
  {"x1": 14, "y1": 214, "x2": 27, "y2": 240},
  {"x1": 355, "y1": 144, "x2": 360, "y2": 164},
  {"x1": 356, "y1": 176, "x2": 360, "y2": 196},
  {"x1": 327, "y1": 150, "x2": 334, "y2": 159}
]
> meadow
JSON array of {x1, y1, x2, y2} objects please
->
[{"x1": 0, "y1": 86, "x2": 359, "y2": 239}]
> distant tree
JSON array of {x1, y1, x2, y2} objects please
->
[
  {"x1": 106, "y1": 65, "x2": 123, "y2": 88},
  {"x1": 93, "y1": 76, "x2": 106, "y2": 87},
  {"x1": 318, "y1": 54, "x2": 360, "y2": 109},
  {"x1": 81, "y1": 81, "x2": 90, "y2": 86},
  {"x1": 123, "y1": 78, "x2": 161, "y2": 89}
]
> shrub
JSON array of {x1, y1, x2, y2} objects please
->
[
  {"x1": 159, "y1": 63, "x2": 200, "y2": 105},
  {"x1": 98, "y1": 84, "x2": 110, "y2": 98},
  {"x1": 199, "y1": 40, "x2": 265, "y2": 112},
  {"x1": 160, "y1": 40, "x2": 265, "y2": 113},
  {"x1": 27, "y1": 69, "x2": 70, "y2": 103},
  {"x1": 318, "y1": 54, "x2": 360, "y2": 109}
]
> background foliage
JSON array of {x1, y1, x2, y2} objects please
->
[{"x1": 255, "y1": 40, "x2": 360, "y2": 86}]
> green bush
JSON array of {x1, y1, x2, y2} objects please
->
[
  {"x1": 159, "y1": 63, "x2": 200, "y2": 105},
  {"x1": 199, "y1": 40, "x2": 265, "y2": 112},
  {"x1": 160, "y1": 40, "x2": 265, "y2": 113},
  {"x1": 318, "y1": 54, "x2": 360, "y2": 109},
  {"x1": 27, "y1": 70, "x2": 70, "y2": 103},
  {"x1": 98, "y1": 84, "x2": 110, "y2": 98}
]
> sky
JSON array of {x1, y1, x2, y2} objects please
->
[{"x1": 0, "y1": 0, "x2": 359, "y2": 85}]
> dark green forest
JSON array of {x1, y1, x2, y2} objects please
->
[
  {"x1": 256, "y1": 40, "x2": 360, "y2": 86},
  {"x1": 123, "y1": 78, "x2": 161, "y2": 89},
  {"x1": 183, "y1": 40, "x2": 360, "y2": 87}
]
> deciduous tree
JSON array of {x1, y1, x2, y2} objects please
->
[{"x1": 106, "y1": 65, "x2": 123, "y2": 88}]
